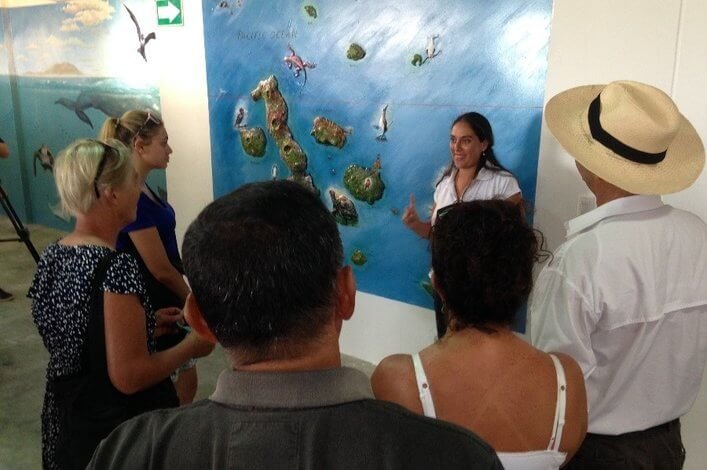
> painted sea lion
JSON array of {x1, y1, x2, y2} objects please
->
[{"x1": 55, "y1": 85, "x2": 159, "y2": 128}]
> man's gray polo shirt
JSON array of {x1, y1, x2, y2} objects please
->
[{"x1": 89, "y1": 366, "x2": 502, "y2": 469}]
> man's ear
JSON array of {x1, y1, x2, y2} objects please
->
[
  {"x1": 334, "y1": 265, "x2": 356, "y2": 322},
  {"x1": 183, "y1": 293, "x2": 218, "y2": 344}
]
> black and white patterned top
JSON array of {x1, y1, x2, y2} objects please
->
[{"x1": 28, "y1": 243, "x2": 155, "y2": 470}]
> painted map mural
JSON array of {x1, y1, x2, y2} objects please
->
[{"x1": 202, "y1": 0, "x2": 552, "y2": 314}]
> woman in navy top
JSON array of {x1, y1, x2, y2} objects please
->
[{"x1": 99, "y1": 110, "x2": 198, "y2": 404}]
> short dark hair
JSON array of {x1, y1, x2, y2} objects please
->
[
  {"x1": 431, "y1": 200, "x2": 547, "y2": 331},
  {"x1": 182, "y1": 180, "x2": 343, "y2": 357}
]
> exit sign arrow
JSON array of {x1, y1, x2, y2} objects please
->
[{"x1": 156, "y1": 0, "x2": 183, "y2": 26}]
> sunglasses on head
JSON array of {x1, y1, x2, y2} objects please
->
[
  {"x1": 92, "y1": 140, "x2": 120, "y2": 199},
  {"x1": 134, "y1": 111, "x2": 162, "y2": 138}
]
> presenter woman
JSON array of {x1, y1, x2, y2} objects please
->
[
  {"x1": 376, "y1": 200, "x2": 587, "y2": 470},
  {"x1": 402, "y1": 112, "x2": 521, "y2": 336},
  {"x1": 99, "y1": 110, "x2": 197, "y2": 404}
]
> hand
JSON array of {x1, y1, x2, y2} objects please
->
[
  {"x1": 184, "y1": 331, "x2": 215, "y2": 358},
  {"x1": 155, "y1": 307, "x2": 183, "y2": 338},
  {"x1": 402, "y1": 193, "x2": 420, "y2": 227}
]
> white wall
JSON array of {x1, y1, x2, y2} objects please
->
[
  {"x1": 157, "y1": 1, "x2": 705, "y2": 465},
  {"x1": 153, "y1": 0, "x2": 213, "y2": 243}
]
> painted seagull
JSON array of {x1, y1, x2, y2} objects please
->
[{"x1": 124, "y1": 3, "x2": 156, "y2": 62}]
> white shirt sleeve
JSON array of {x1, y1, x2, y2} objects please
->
[
  {"x1": 530, "y1": 264, "x2": 598, "y2": 379},
  {"x1": 497, "y1": 173, "x2": 521, "y2": 199}
]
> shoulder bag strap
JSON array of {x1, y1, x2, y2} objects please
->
[{"x1": 81, "y1": 251, "x2": 121, "y2": 376}]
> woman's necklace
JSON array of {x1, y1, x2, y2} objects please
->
[{"x1": 454, "y1": 169, "x2": 476, "y2": 202}]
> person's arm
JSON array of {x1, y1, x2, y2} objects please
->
[
  {"x1": 505, "y1": 192, "x2": 522, "y2": 205},
  {"x1": 0, "y1": 141, "x2": 9, "y2": 158},
  {"x1": 371, "y1": 354, "x2": 425, "y2": 414},
  {"x1": 530, "y1": 262, "x2": 598, "y2": 379},
  {"x1": 103, "y1": 292, "x2": 213, "y2": 394},
  {"x1": 128, "y1": 227, "x2": 190, "y2": 303},
  {"x1": 402, "y1": 194, "x2": 432, "y2": 239}
]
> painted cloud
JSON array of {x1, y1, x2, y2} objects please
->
[{"x1": 61, "y1": 0, "x2": 114, "y2": 31}]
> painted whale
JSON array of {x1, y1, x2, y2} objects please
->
[{"x1": 55, "y1": 85, "x2": 160, "y2": 128}]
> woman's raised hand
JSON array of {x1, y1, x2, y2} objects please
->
[{"x1": 402, "y1": 193, "x2": 420, "y2": 227}]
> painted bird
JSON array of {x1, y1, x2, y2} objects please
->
[{"x1": 124, "y1": 3, "x2": 156, "y2": 62}]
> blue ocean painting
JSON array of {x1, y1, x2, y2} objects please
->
[
  {"x1": 202, "y1": 0, "x2": 552, "y2": 311},
  {"x1": 1, "y1": 1, "x2": 164, "y2": 232}
]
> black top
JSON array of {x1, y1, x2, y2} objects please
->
[{"x1": 29, "y1": 244, "x2": 154, "y2": 470}]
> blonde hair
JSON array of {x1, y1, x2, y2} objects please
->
[
  {"x1": 99, "y1": 109, "x2": 164, "y2": 146},
  {"x1": 54, "y1": 139, "x2": 132, "y2": 216}
]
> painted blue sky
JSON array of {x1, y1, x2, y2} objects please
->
[{"x1": 1, "y1": 0, "x2": 159, "y2": 80}]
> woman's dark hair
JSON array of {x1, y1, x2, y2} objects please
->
[
  {"x1": 431, "y1": 200, "x2": 548, "y2": 332},
  {"x1": 437, "y1": 112, "x2": 514, "y2": 186}
]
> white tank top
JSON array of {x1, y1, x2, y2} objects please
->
[{"x1": 412, "y1": 353, "x2": 568, "y2": 470}]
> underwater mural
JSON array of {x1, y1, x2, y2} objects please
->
[
  {"x1": 202, "y1": 0, "x2": 552, "y2": 314},
  {"x1": 0, "y1": 0, "x2": 163, "y2": 230}
]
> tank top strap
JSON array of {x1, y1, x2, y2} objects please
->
[
  {"x1": 411, "y1": 353, "x2": 437, "y2": 418},
  {"x1": 547, "y1": 354, "x2": 568, "y2": 452}
]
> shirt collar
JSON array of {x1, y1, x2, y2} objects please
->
[
  {"x1": 566, "y1": 195, "x2": 664, "y2": 238},
  {"x1": 210, "y1": 366, "x2": 374, "y2": 408},
  {"x1": 451, "y1": 166, "x2": 493, "y2": 182},
  {"x1": 476, "y1": 167, "x2": 493, "y2": 181}
]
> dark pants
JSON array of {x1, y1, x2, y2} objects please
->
[{"x1": 567, "y1": 419, "x2": 685, "y2": 470}]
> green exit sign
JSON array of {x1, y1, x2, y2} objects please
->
[{"x1": 156, "y1": 0, "x2": 183, "y2": 26}]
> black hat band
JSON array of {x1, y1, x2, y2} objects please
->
[{"x1": 588, "y1": 95, "x2": 667, "y2": 164}]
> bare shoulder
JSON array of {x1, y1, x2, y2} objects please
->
[
  {"x1": 371, "y1": 354, "x2": 422, "y2": 413},
  {"x1": 371, "y1": 354, "x2": 413, "y2": 395},
  {"x1": 550, "y1": 352, "x2": 588, "y2": 460}
]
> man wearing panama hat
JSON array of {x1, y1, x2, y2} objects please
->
[{"x1": 531, "y1": 80, "x2": 707, "y2": 468}]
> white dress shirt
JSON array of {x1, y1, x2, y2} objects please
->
[
  {"x1": 431, "y1": 167, "x2": 520, "y2": 224},
  {"x1": 531, "y1": 195, "x2": 707, "y2": 435}
]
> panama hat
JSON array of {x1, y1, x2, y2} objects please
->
[{"x1": 545, "y1": 80, "x2": 704, "y2": 194}]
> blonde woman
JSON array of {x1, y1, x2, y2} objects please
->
[
  {"x1": 29, "y1": 139, "x2": 213, "y2": 470},
  {"x1": 99, "y1": 110, "x2": 197, "y2": 404}
]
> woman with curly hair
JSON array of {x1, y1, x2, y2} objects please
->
[{"x1": 374, "y1": 200, "x2": 587, "y2": 469}]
